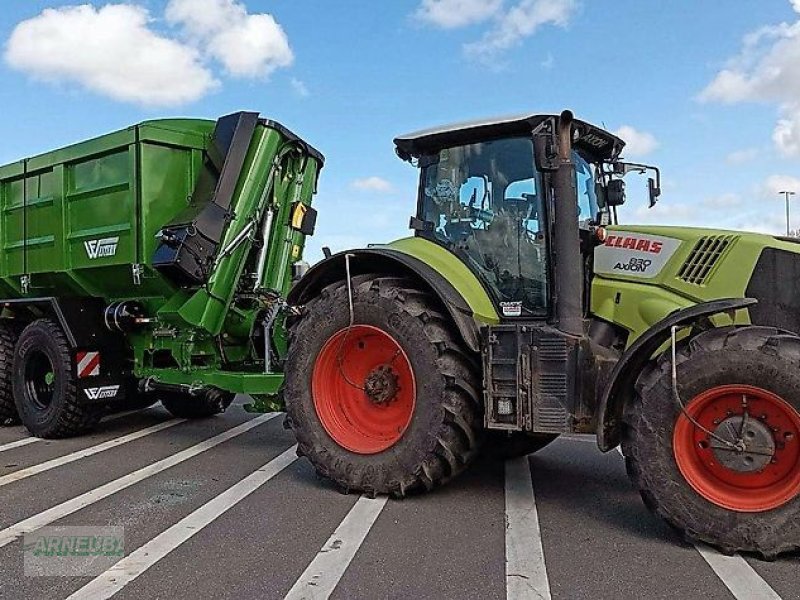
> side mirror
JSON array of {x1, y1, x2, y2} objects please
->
[
  {"x1": 607, "y1": 179, "x2": 626, "y2": 207},
  {"x1": 532, "y1": 117, "x2": 559, "y2": 172},
  {"x1": 648, "y1": 177, "x2": 661, "y2": 208}
]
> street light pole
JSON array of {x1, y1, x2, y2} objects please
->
[{"x1": 781, "y1": 190, "x2": 796, "y2": 236}]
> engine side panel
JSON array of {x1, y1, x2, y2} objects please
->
[{"x1": 745, "y1": 247, "x2": 800, "y2": 334}]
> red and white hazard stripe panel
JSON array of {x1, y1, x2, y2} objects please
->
[{"x1": 76, "y1": 351, "x2": 101, "y2": 378}]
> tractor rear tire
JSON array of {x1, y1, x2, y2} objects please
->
[
  {"x1": 13, "y1": 319, "x2": 100, "y2": 438},
  {"x1": 487, "y1": 432, "x2": 559, "y2": 460},
  {"x1": 284, "y1": 276, "x2": 483, "y2": 497},
  {"x1": 0, "y1": 322, "x2": 20, "y2": 425},
  {"x1": 160, "y1": 389, "x2": 234, "y2": 419},
  {"x1": 624, "y1": 326, "x2": 800, "y2": 558}
]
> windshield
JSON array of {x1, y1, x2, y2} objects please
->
[
  {"x1": 419, "y1": 136, "x2": 548, "y2": 315},
  {"x1": 574, "y1": 151, "x2": 599, "y2": 223}
]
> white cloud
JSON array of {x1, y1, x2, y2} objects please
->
[
  {"x1": 166, "y1": 0, "x2": 293, "y2": 78},
  {"x1": 291, "y1": 77, "x2": 309, "y2": 97},
  {"x1": 613, "y1": 125, "x2": 659, "y2": 158},
  {"x1": 725, "y1": 148, "x2": 759, "y2": 164},
  {"x1": 351, "y1": 177, "x2": 394, "y2": 193},
  {"x1": 763, "y1": 174, "x2": 800, "y2": 196},
  {"x1": 4, "y1": 4, "x2": 217, "y2": 107},
  {"x1": 699, "y1": 4, "x2": 800, "y2": 157},
  {"x1": 465, "y1": 0, "x2": 578, "y2": 59},
  {"x1": 703, "y1": 193, "x2": 741, "y2": 209},
  {"x1": 415, "y1": 0, "x2": 503, "y2": 29}
]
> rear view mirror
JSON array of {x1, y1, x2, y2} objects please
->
[
  {"x1": 607, "y1": 179, "x2": 626, "y2": 207},
  {"x1": 532, "y1": 117, "x2": 559, "y2": 172},
  {"x1": 648, "y1": 177, "x2": 661, "y2": 207}
]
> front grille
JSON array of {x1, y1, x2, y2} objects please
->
[{"x1": 677, "y1": 235, "x2": 736, "y2": 285}]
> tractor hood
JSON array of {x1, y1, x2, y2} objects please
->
[{"x1": 591, "y1": 224, "x2": 800, "y2": 344}]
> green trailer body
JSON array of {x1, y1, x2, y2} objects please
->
[{"x1": 0, "y1": 112, "x2": 323, "y2": 437}]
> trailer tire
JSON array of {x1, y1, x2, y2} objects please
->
[
  {"x1": 160, "y1": 389, "x2": 234, "y2": 419},
  {"x1": 285, "y1": 276, "x2": 483, "y2": 497},
  {"x1": 13, "y1": 319, "x2": 100, "y2": 438},
  {"x1": 0, "y1": 322, "x2": 20, "y2": 425},
  {"x1": 486, "y1": 432, "x2": 559, "y2": 460},
  {"x1": 624, "y1": 326, "x2": 800, "y2": 558}
]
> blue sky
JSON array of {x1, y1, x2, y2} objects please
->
[{"x1": 1, "y1": 1, "x2": 799, "y2": 262}]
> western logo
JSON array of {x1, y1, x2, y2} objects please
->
[
  {"x1": 604, "y1": 235, "x2": 663, "y2": 254},
  {"x1": 84, "y1": 237, "x2": 119, "y2": 260},
  {"x1": 84, "y1": 385, "x2": 120, "y2": 401}
]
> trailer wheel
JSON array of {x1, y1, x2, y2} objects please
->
[
  {"x1": 285, "y1": 276, "x2": 482, "y2": 497},
  {"x1": 12, "y1": 319, "x2": 100, "y2": 438},
  {"x1": 624, "y1": 326, "x2": 800, "y2": 558},
  {"x1": 486, "y1": 432, "x2": 559, "y2": 460},
  {"x1": 159, "y1": 389, "x2": 234, "y2": 419},
  {"x1": 0, "y1": 322, "x2": 20, "y2": 425}
]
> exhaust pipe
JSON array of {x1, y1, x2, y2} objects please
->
[{"x1": 552, "y1": 110, "x2": 583, "y2": 337}]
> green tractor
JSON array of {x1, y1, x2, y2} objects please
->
[{"x1": 284, "y1": 111, "x2": 800, "y2": 557}]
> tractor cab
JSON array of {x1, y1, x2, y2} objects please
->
[{"x1": 395, "y1": 113, "x2": 660, "y2": 319}]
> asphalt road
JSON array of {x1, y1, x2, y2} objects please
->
[{"x1": 0, "y1": 398, "x2": 796, "y2": 600}]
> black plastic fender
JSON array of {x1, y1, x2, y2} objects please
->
[
  {"x1": 288, "y1": 248, "x2": 482, "y2": 352},
  {"x1": 596, "y1": 297, "x2": 758, "y2": 451}
]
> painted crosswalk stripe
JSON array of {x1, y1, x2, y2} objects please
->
[
  {"x1": 695, "y1": 545, "x2": 782, "y2": 600},
  {"x1": 505, "y1": 457, "x2": 551, "y2": 600},
  {"x1": 67, "y1": 445, "x2": 298, "y2": 600},
  {"x1": 0, "y1": 436, "x2": 39, "y2": 453},
  {"x1": 0, "y1": 419, "x2": 185, "y2": 487},
  {"x1": 284, "y1": 495, "x2": 389, "y2": 599},
  {"x1": 0, "y1": 412, "x2": 278, "y2": 548}
]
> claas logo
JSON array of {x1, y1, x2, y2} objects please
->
[{"x1": 604, "y1": 235, "x2": 663, "y2": 254}]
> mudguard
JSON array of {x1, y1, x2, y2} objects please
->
[
  {"x1": 288, "y1": 248, "x2": 484, "y2": 352},
  {"x1": 596, "y1": 297, "x2": 758, "y2": 451}
]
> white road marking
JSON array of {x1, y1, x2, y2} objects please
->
[
  {"x1": 505, "y1": 457, "x2": 551, "y2": 600},
  {"x1": 284, "y1": 495, "x2": 389, "y2": 600},
  {"x1": 0, "y1": 407, "x2": 163, "y2": 454},
  {"x1": 0, "y1": 436, "x2": 39, "y2": 453},
  {"x1": 0, "y1": 413, "x2": 278, "y2": 548},
  {"x1": 0, "y1": 419, "x2": 185, "y2": 487},
  {"x1": 67, "y1": 445, "x2": 299, "y2": 600},
  {"x1": 609, "y1": 445, "x2": 782, "y2": 599},
  {"x1": 695, "y1": 545, "x2": 783, "y2": 600}
]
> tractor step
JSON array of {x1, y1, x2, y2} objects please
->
[{"x1": 482, "y1": 325, "x2": 574, "y2": 434}]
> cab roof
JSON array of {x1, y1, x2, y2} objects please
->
[{"x1": 394, "y1": 113, "x2": 625, "y2": 163}]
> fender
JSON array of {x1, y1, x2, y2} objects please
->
[
  {"x1": 288, "y1": 248, "x2": 482, "y2": 352},
  {"x1": 595, "y1": 297, "x2": 758, "y2": 451}
]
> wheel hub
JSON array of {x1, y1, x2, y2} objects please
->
[
  {"x1": 312, "y1": 325, "x2": 416, "y2": 455},
  {"x1": 709, "y1": 416, "x2": 775, "y2": 473},
  {"x1": 673, "y1": 384, "x2": 800, "y2": 512},
  {"x1": 363, "y1": 365, "x2": 400, "y2": 405}
]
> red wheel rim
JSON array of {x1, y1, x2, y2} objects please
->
[
  {"x1": 312, "y1": 325, "x2": 416, "y2": 454},
  {"x1": 673, "y1": 384, "x2": 800, "y2": 512}
]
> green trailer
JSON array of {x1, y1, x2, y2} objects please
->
[{"x1": 0, "y1": 112, "x2": 323, "y2": 437}]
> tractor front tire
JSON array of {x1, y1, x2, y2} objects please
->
[
  {"x1": 160, "y1": 389, "x2": 234, "y2": 419},
  {"x1": 0, "y1": 322, "x2": 20, "y2": 425},
  {"x1": 624, "y1": 326, "x2": 800, "y2": 558},
  {"x1": 284, "y1": 276, "x2": 483, "y2": 497},
  {"x1": 13, "y1": 319, "x2": 100, "y2": 438}
]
